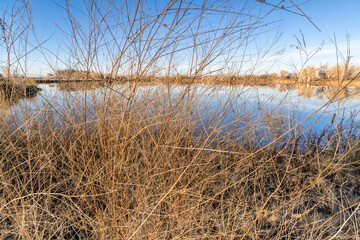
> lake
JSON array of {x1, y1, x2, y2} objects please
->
[{"x1": 2, "y1": 82, "x2": 360, "y2": 149}]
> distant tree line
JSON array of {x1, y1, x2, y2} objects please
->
[
  {"x1": 279, "y1": 64, "x2": 360, "y2": 82},
  {"x1": 54, "y1": 69, "x2": 106, "y2": 81},
  {"x1": 1, "y1": 64, "x2": 358, "y2": 83}
]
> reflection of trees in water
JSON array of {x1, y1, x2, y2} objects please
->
[
  {"x1": 296, "y1": 85, "x2": 316, "y2": 99},
  {"x1": 314, "y1": 86, "x2": 360, "y2": 102},
  {"x1": 277, "y1": 84, "x2": 295, "y2": 93},
  {"x1": 278, "y1": 85, "x2": 286, "y2": 92},
  {"x1": 276, "y1": 84, "x2": 318, "y2": 99},
  {"x1": 348, "y1": 87, "x2": 360, "y2": 100},
  {"x1": 275, "y1": 84, "x2": 360, "y2": 102}
]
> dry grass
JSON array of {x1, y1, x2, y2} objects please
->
[
  {"x1": 1, "y1": 0, "x2": 360, "y2": 238},
  {"x1": 0, "y1": 83, "x2": 360, "y2": 239},
  {"x1": 0, "y1": 82, "x2": 40, "y2": 107},
  {"x1": 31, "y1": 74, "x2": 360, "y2": 87}
]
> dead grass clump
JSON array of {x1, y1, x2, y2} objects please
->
[
  {"x1": 0, "y1": 82, "x2": 40, "y2": 107},
  {"x1": 0, "y1": 85, "x2": 360, "y2": 239}
]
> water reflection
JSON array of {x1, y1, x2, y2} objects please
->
[
  {"x1": 286, "y1": 84, "x2": 360, "y2": 102},
  {"x1": 315, "y1": 86, "x2": 360, "y2": 102},
  {"x1": 2, "y1": 82, "x2": 360, "y2": 139}
]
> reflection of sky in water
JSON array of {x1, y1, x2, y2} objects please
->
[
  {"x1": 2, "y1": 83, "x2": 360, "y2": 142},
  {"x1": 195, "y1": 84, "x2": 360, "y2": 128}
]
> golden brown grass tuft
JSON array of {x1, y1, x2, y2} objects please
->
[{"x1": 0, "y1": 84, "x2": 359, "y2": 239}]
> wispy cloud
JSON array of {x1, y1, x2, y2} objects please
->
[{"x1": 264, "y1": 38, "x2": 360, "y2": 73}]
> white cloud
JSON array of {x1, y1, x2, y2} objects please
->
[{"x1": 264, "y1": 38, "x2": 360, "y2": 73}]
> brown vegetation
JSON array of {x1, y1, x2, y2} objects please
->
[
  {"x1": 0, "y1": 82, "x2": 40, "y2": 105},
  {"x1": 1, "y1": 0, "x2": 360, "y2": 239},
  {"x1": 1, "y1": 85, "x2": 360, "y2": 239},
  {"x1": 45, "y1": 64, "x2": 360, "y2": 87},
  {"x1": 6, "y1": 63, "x2": 360, "y2": 87},
  {"x1": 54, "y1": 69, "x2": 106, "y2": 81}
]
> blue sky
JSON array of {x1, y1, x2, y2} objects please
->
[
  {"x1": 258, "y1": 0, "x2": 360, "y2": 72},
  {"x1": 0, "y1": 0, "x2": 359, "y2": 75}
]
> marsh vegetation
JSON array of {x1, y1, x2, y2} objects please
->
[{"x1": 1, "y1": 0, "x2": 360, "y2": 239}]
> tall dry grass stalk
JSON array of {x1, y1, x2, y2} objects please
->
[
  {"x1": 1, "y1": 83, "x2": 360, "y2": 239},
  {"x1": 1, "y1": 0, "x2": 360, "y2": 239}
]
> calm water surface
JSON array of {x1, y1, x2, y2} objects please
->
[{"x1": 3, "y1": 83, "x2": 360, "y2": 140}]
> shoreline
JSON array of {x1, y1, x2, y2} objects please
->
[{"x1": 26, "y1": 77, "x2": 360, "y2": 87}]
